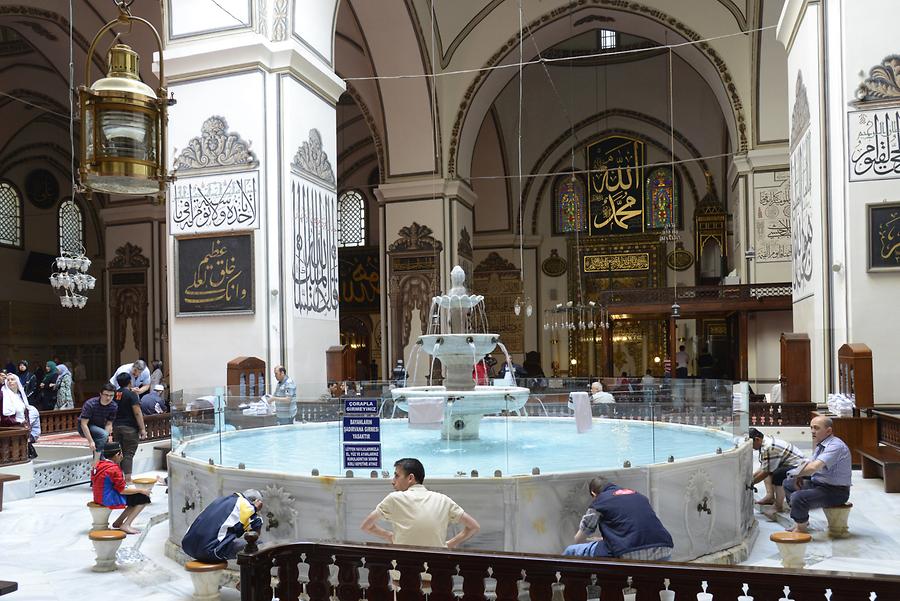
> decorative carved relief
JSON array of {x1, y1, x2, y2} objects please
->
[
  {"x1": 271, "y1": 0, "x2": 289, "y2": 41},
  {"x1": 473, "y1": 252, "x2": 523, "y2": 354},
  {"x1": 262, "y1": 484, "x2": 299, "y2": 540},
  {"x1": 388, "y1": 222, "x2": 443, "y2": 252},
  {"x1": 398, "y1": 275, "x2": 433, "y2": 352},
  {"x1": 109, "y1": 242, "x2": 149, "y2": 269},
  {"x1": 855, "y1": 55, "x2": 900, "y2": 103},
  {"x1": 790, "y1": 72, "x2": 811, "y2": 151},
  {"x1": 291, "y1": 129, "x2": 336, "y2": 189},
  {"x1": 33, "y1": 457, "x2": 91, "y2": 492},
  {"x1": 256, "y1": 0, "x2": 267, "y2": 37},
  {"x1": 174, "y1": 116, "x2": 259, "y2": 172}
]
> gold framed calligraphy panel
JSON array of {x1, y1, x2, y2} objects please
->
[
  {"x1": 867, "y1": 201, "x2": 900, "y2": 271},
  {"x1": 338, "y1": 247, "x2": 380, "y2": 310},
  {"x1": 587, "y1": 135, "x2": 646, "y2": 236},
  {"x1": 568, "y1": 235, "x2": 665, "y2": 297},
  {"x1": 176, "y1": 232, "x2": 254, "y2": 316}
]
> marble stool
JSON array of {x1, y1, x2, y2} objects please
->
[
  {"x1": 185, "y1": 560, "x2": 228, "y2": 601},
  {"x1": 823, "y1": 502, "x2": 852, "y2": 538},
  {"x1": 89, "y1": 529, "x2": 127, "y2": 572},
  {"x1": 87, "y1": 502, "x2": 112, "y2": 531},
  {"x1": 770, "y1": 531, "x2": 812, "y2": 568}
]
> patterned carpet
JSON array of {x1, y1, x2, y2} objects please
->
[{"x1": 38, "y1": 432, "x2": 89, "y2": 447}]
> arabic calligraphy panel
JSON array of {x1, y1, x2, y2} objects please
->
[
  {"x1": 587, "y1": 136, "x2": 645, "y2": 236},
  {"x1": 170, "y1": 171, "x2": 260, "y2": 236},
  {"x1": 848, "y1": 109, "x2": 900, "y2": 182},
  {"x1": 338, "y1": 247, "x2": 380, "y2": 310},
  {"x1": 583, "y1": 253, "x2": 650, "y2": 272},
  {"x1": 790, "y1": 130, "x2": 815, "y2": 301},
  {"x1": 868, "y1": 201, "x2": 900, "y2": 271},
  {"x1": 292, "y1": 179, "x2": 339, "y2": 318},
  {"x1": 176, "y1": 233, "x2": 254, "y2": 316},
  {"x1": 753, "y1": 170, "x2": 791, "y2": 263}
]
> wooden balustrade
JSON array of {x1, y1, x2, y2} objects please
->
[
  {"x1": 0, "y1": 427, "x2": 29, "y2": 466},
  {"x1": 39, "y1": 409, "x2": 82, "y2": 434},
  {"x1": 749, "y1": 402, "x2": 816, "y2": 427},
  {"x1": 143, "y1": 413, "x2": 172, "y2": 441},
  {"x1": 237, "y1": 541, "x2": 897, "y2": 601},
  {"x1": 871, "y1": 410, "x2": 900, "y2": 449}
]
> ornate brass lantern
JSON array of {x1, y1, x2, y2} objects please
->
[{"x1": 79, "y1": 1, "x2": 171, "y2": 201}]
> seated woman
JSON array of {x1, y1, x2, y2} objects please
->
[
  {"x1": 90, "y1": 442, "x2": 152, "y2": 534},
  {"x1": 1, "y1": 372, "x2": 29, "y2": 427}
]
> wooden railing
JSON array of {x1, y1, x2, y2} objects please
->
[
  {"x1": 0, "y1": 427, "x2": 29, "y2": 466},
  {"x1": 39, "y1": 409, "x2": 81, "y2": 434},
  {"x1": 38, "y1": 409, "x2": 171, "y2": 442},
  {"x1": 237, "y1": 540, "x2": 898, "y2": 601},
  {"x1": 870, "y1": 410, "x2": 900, "y2": 450},
  {"x1": 749, "y1": 402, "x2": 816, "y2": 427}
]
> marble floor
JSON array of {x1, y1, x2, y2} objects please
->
[{"x1": 2, "y1": 468, "x2": 899, "y2": 599}]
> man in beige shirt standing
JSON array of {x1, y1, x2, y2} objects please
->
[{"x1": 361, "y1": 457, "x2": 480, "y2": 548}]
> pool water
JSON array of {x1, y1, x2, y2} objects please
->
[{"x1": 181, "y1": 417, "x2": 734, "y2": 477}]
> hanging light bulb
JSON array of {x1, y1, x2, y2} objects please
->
[
  {"x1": 525, "y1": 300, "x2": 533, "y2": 317},
  {"x1": 513, "y1": 299, "x2": 522, "y2": 316}
]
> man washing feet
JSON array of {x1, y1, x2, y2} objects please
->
[
  {"x1": 782, "y1": 416, "x2": 852, "y2": 533},
  {"x1": 749, "y1": 427, "x2": 806, "y2": 513},
  {"x1": 90, "y1": 442, "x2": 152, "y2": 534}
]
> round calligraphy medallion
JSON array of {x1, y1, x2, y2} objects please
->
[
  {"x1": 25, "y1": 169, "x2": 59, "y2": 210},
  {"x1": 541, "y1": 249, "x2": 567, "y2": 277},
  {"x1": 666, "y1": 248, "x2": 694, "y2": 271}
]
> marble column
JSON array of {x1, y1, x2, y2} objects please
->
[{"x1": 158, "y1": 2, "x2": 345, "y2": 391}]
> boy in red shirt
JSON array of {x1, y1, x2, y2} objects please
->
[{"x1": 90, "y1": 442, "x2": 152, "y2": 534}]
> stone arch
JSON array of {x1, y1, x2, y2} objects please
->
[{"x1": 449, "y1": 2, "x2": 747, "y2": 181}]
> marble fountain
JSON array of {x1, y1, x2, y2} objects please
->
[{"x1": 167, "y1": 266, "x2": 754, "y2": 562}]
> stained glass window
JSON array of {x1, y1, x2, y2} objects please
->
[
  {"x1": 554, "y1": 176, "x2": 587, "y2": 234},
  {"x1": 337, "y1": 189, "x2": 366, "y2": 247},
  {"x1": 59, "y1": 198, "x2": 84, "y2": 253},
  {"x1": 644, "y1": 166, "x2": 680, "y2": 230},
  {"x1": 0, "y1": 181, "x2": 22, "y2": 247}
]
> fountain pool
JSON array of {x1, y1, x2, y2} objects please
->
[{"x1": 179, "y1": 418, "x2": 733, "y2": 476}]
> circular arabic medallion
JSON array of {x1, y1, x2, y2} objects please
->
[
  {"x1": 666, "y1": 248, "x2": 694, "y2": 271},
  {"x1": 542, "y1": 249, "x2": 568, "y2": 277},
  {"x1": 25, "y1": 169, "x2": 60, "y2": 210}
]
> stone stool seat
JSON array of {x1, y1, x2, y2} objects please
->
[
  {"x1": 88, "y1": 529, "x2": 127, "y2": 572},
  {"x1": 87, "y1": 501, "x2": 112, "y2": 531},
  {"x1": 822, "y1": 502, "x2": 852, "y2": 538},
  {"x1": 132, "y1": 477, "x2": 157, "y2": 486},
  {"x1": 185, "y1": 560, "x2": 228, "y2": 601},
  {"x1": 770, "y1": 531, "x2": 812, "y2": 568}
]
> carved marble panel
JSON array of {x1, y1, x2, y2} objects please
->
[
  {"x1": 170, "y1": 171, "x2": 260, "y2": 235},
  {"x1": 753, "y1": 170, "x2": 791, "y2": 263}
]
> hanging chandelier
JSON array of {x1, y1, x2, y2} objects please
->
[
  {"x1": 50, "y1": 246, "x2": 95, "y2": 309},
  {"x1": 513, "y1": 295, "x2": 533, "y2": 317},
  {"x1": 542, "y1": 301, "x2": 608, "y2": 331},
  {"x1": 79, "y1": 0, "x2": 173, "y2": 202}
]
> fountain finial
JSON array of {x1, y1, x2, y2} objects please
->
[{"x1": 449, "y1": 265, "x2": 467, "y2": 296}]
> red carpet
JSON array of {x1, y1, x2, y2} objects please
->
[{"x1": 38, "y1": 432, "x2": 90, "y2": 447}]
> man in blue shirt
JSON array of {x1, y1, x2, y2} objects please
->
[
  {"x1": 563, "y1": 476, "x2": 673, "y2": 560},
  {"x1": 783, "y1": 415, "x2": 852, "y2": 533}
]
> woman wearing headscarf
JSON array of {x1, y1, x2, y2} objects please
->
[
  {"x1": 1, "y1": 372, "x2": 29, "y2": 427},
  {"x1": 55, "y1": 363, "x2": 74, "y2": 409},
  {"x1": 16, "y1": 360, "x2": 37, "y2": 404},
  {"x1": 39, "y1": 361, "x2": 59, "y2": 411}
]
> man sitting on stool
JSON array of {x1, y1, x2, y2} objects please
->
[
  {"x1": 749, "y1": 427, "x2": 806, "y2": 513},
  {"x1": 563, "y1": 476, "x2": 673, "y2": 560},
  {"x1": 783, "y1": 415, "x2": 852, "y2": 533},
  {"x1": 90, "y1": 442, "x2": 152, "y2": 534}
]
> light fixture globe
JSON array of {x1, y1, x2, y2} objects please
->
[{"x1": 78, "y1": 5, "x2": 171, "y2": 202}]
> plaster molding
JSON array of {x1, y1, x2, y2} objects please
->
[
  {"x1": 174, "y1": 116, "x2": 259, "y2": 172},
  {"x1": 156, "y1": 36, "x2": 345, "y2": 102},
  {"x1": 376, "y1": 178, "x2": 476, "y2": 204},
  {"x1": 732, "y1": 146, "x2": 790, "y2": 173},
  {"x1": 472, "y1": 233, "x2": 542, "y2": 249},
  {"x1": 854, "y1": 55, "x2": 900, "y2": 104},
  {"x1": 775, "y1": 0, "x2": 808, "y2": 52}
]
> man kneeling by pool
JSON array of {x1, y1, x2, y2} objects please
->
[{"x1": 563, "y1": 476, "x2": 673, "y2": 560}]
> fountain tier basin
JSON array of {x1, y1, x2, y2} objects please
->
[{"x1": 168, "y1": 418, "x2": 754, "y2": 561}]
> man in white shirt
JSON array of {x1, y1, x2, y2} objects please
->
[
  {"x1": 590, "y1": 381, "x2": 615, "y2": 404},
  {"x1": 361, "y1": 457, "x2": 480, "y2": 548},
  {"x1": 675, "y1": 345, "x2": 689, "y2": 378},
  {"x1": 109, "y1": 360, "x2": 151, "y2": 396}
]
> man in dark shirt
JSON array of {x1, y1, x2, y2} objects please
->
[
  {"x1": 140, "y1": 385, "x2": 165, "y2": 416},
  {"x1": 112, "y1": 372, "x2": 147, "y2": 482},
  {"x1": 79, "y1": 383, "x2": 118, "y2": 464}
]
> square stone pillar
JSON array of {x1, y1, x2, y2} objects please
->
[{"x1": 158, "y1": 6, "x2": 345, "y2": 391}]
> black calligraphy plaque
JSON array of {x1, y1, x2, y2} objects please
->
[
  {"x1": 587, "y1": 136, "x2": 645, "y2": 236},
  {"x1": 338, "y1": 247, "x2": 380, "y2": 310},
  {"x1": 868, "y1": 202, "x2": 900, "y2": 272},
  {"x1": 177, "y1": 233, "x2": 254, "y2": 315}
]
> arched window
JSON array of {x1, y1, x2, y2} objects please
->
[
  {"x1": 58, "y1": 198, "x2": 84, "y2": 253},
  {"x1": 0, "y1": 180, "x2": 22, "y2": 247},
  {"x1": 553, "y1": 175, "x2": 587, "y2": 234},
  {"x1": 337, "y1": 189, "x2": 366, "y2": 247},
  {"x1": 644, "y1": 166, "x2": 681, "y2": 230}
]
